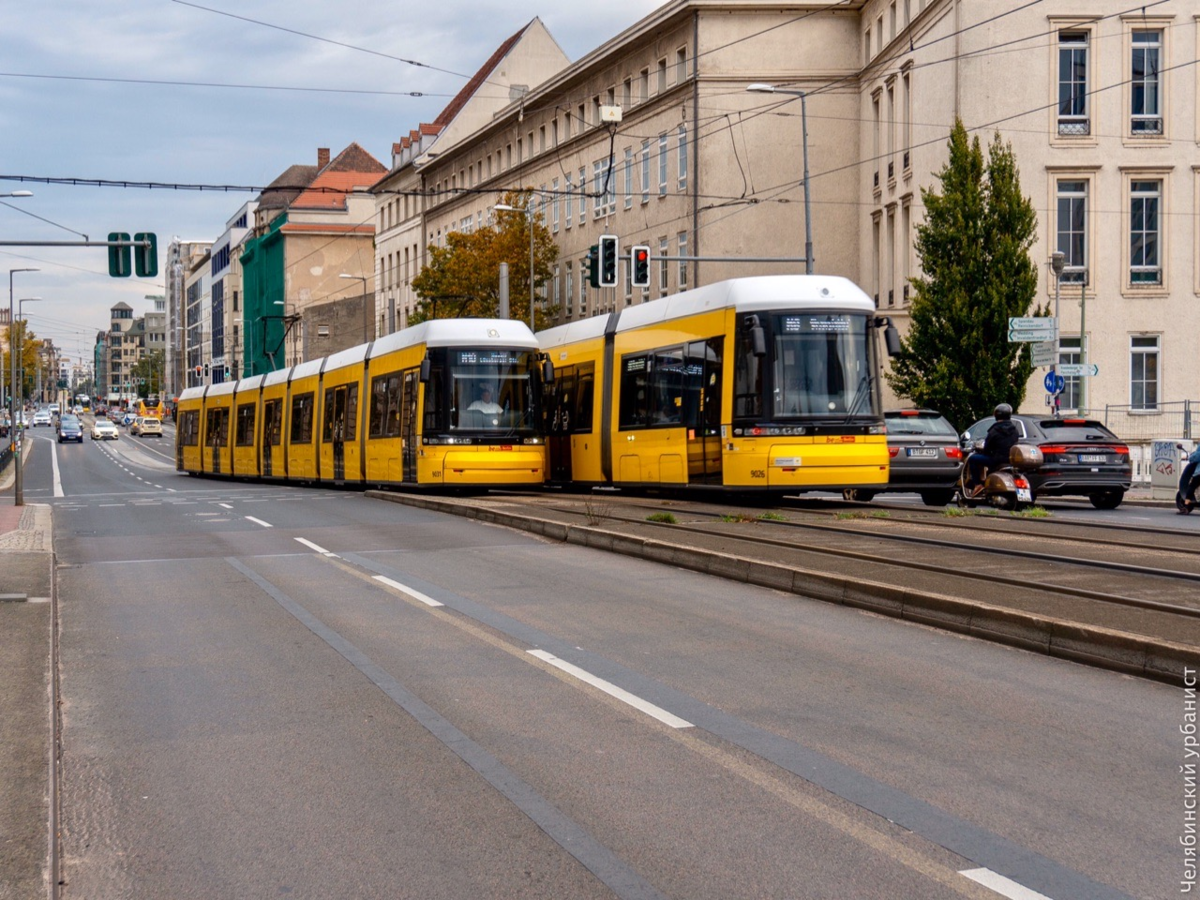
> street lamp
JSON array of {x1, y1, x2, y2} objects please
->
[
  {"x1": 0, "y1": 191, "x2": 33, "y2": 199},
  {"x1": 747, "y1": 83, "x2": 814, "y2": 274},
  {"x1": 493, "y1": 196, "x2": 543, "y2": 330},
  {"x1": 338, "y1": 272, "x2": 371, "y2": 343},
  {"x1": 1050, "y1": 251, "x2": 1064, "y2": 415},
  {"x1": 17, "y1": 297, "x2": 44, "y2": 409},
  {"x1": 8, "y1": 266, "x2": 39, "y2": 506}
]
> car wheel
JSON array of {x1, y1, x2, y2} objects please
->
[
  {"x1": 842, "y1": 489, "x2": 876, "y2": 502},
  {"x1": 1089, "y1": 490, "x2": 1124, "y2": 510},
  {"x1": 920, "y1": 490, "x2": 955, "y2": 507}
]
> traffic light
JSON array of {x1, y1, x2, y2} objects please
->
[
  {"x1": 630, "y1": 245, "x2": 651, "y2": 288},
  {"x1": 598, "y1": 234, "x2": 619, "y2": 288},
  {"x1": 586, "y1": 245, "x2": 600, "y2": 289},
  {"x1": 203, "y1": 363, "x2": 210, "y2": 378},
  {"x1": 108, "y1": 232, "x2": 131, "y2": 277},
  {"x1": 134, "y1": 232, "x2": 158, "y2": 278}
]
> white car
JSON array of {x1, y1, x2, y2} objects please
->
[
  {"x1": 32, "y1": 410, "x2": 53, "y2": 427},
  {"x1": 90, "y1": 419, "x2": 120, "y2": 441}
]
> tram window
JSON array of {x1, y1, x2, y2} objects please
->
[
  {"x1": 235, "y1": 403, "x2": 256, "y2": 446},
  {"x1": 264, "y1": 399, "x2": 283, "y2": 446},
  {"x1": 370, "y1": 372, "x2": 403, "y2": 438},
  {"x1": 619, "y1": 347, "x2": 687, "y2": 428},
  {"x1": 179, "y1": 410, "x2": 200, "y2": 446},
  {"x1": 322, "y1": 386, "x2": 356, "y2": 443},
  {"x1": 344, "y1": 384, "x2": 358, "y2": 441},
  {"x1": 734, "y1": 324, "x2": 763, "y2": 419},
  {"x1": 290, "y1": 392, "x2": 314, "y2": 444},
  {"x1": 574, "y1": 365, "x2": 595, "y2": 433},
  {"x1": 205, "y1": 408, "x2": 229, "y2": 447}
]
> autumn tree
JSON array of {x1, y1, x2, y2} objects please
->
[
  {"x1": 410, "y1": 190, "x2": 559, "y2": 329},
  {"x1": 886, "y1": 120, "x2": 1042, "y2": 431}
]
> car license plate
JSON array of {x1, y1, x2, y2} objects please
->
[
  {"x1": 906, "y1": 448, "x2": 937, "y2": 458},
  {"x1": 1078, "y1": 454, "x2": 1107, "y2": 463},
  {"x1": 1017, "y1": 487, "x2": 1032, "y2": 502}
]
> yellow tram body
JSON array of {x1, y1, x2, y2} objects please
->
[
  {"x1": 538, "y1": 275, "x2": 891, "y2": 494},
  {"x1": 176, "y1": 318, "x2": 548, "y2": 490}
]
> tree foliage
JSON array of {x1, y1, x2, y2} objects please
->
[
  {"x1": 410, "y1": 190, "x2": 559, "y2": 329},
  {"x1": 1, "y1": 320, "x2": 44, "y2": 401},
  {"x1": 130, "y1": 349, "x2": 165, "y2": 399},
  {"x1": 886, "y1": 120, "x2": 1042, "y2": 431}
]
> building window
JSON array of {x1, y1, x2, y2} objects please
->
[
  {"x1": 1130, "y1": 336, "x2": 1159, "y2": 410},
  {"x1": 1131, "y1": 30, "x2": 1162, "y2": 135},
  {"x1": 565, "y1": 173, "x2": 573, "y2": 228},
  {"x1": 675, "y1": 47, "x2": 687, "y2": 83},
  {"x1": 1056, "y1": 179, "x2": 1087, "y2": 284},
  {"x1": 552, "y1": 178, "x2": 560, "y2": 233},
  {"x1": 639, "y1": 68, "x2": 649, "y2": 103},
  {"x1": 677, "y1": 232, "x2": 688, "y2": 288},
  {"x1": 579, "y1": 261, "x2": 587, "y2": 312},
  {"x1": 1058, "y1": 32, "x2": 1089, "y2": 135},
  {"x1": 658, "y1": 133, "x2": 668, "y2": 195},
  {"x1": 624, "y1": 147, "x2": 634, "y2": 209},
  {"x1": 565, "y1": 265, "x2": 574, "y2": 318},
  {"x1": 553, "y1": 266, "x2": 561, "y2": 307},
  {"x1": 623, "y1": 78, "x2": 632, "y2": 108},
  {"x1": 641, "y1": 140, "x2": 651, "y2": 202},
  {"x1": 593, "y1": 161, "x2": 605, "y2": 218},
  {"x1": 659, "y1": 236, "x2": 669, "y2": 294},
  {"x1": 579, "y1": 166, "x2": 587, "y2": 224},
  {"x1": 677, "y1": 125, "x2": 688, "y2": 191},
  {"x1": 1058, "y1": 336, "x2": 1082, "y2": 410},
  {"x1": 657, "y1": 58, "x2": 667, "y2": 94},
  {"x1": 1130, "y1": 179, "x2": 1162, "y2": 285}
]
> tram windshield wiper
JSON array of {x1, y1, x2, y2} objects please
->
[{"x1": 842, "y1": 374, "x2": 873, "y2": 423}]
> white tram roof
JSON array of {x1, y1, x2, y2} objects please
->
[
  {"x1": 538, "y1": 276, "x2": 874, "y2": 349},
  {"x1": 206, "y1": 380, "x2": 237, "y2": 398},
  {"x1": 324, "y1": 343, "x2": 369, "y2": 373},
  {"x1": 177, "y1": 386, "x2": 205, "y2": 402},
  {"x1": 290, "y1": 358, "x2": 324, "y2": 380},
  {"x1": 369, "y1": 318, "x2": 537, "y2": 360},
  {"x1": 236, "y1": 374, "x2": 266, "y2": 392},
  {"x1": 262, "y1": 366, "x2": 292, "y2": 388}
]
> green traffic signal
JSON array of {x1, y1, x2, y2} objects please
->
[{"x1": 108, "y1": 232, "x2": 131, "y2": 277}]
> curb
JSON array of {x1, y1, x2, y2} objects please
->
[{"x1": 367, "y1": 490, "x2": 1197, "y2": 685}]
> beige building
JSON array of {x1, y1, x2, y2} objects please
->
[{"x1": 380, "y1": 0, "x2": 1198, "y2": 449}]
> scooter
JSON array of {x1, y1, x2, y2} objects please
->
[
  {"x1": 1176, "y1": 444, "x2": 1200, "y2": 515},
  {"x1": 954, "y1": 440, "x2": 1044, "y2": 512}
]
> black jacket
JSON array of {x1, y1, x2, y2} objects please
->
[{"x1": 983, "y1": 419, "x2": 1020, "y2": 464}]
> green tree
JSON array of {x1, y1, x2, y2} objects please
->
[
  {"x1": 886, "y1": 120, "x2": 1042, "y2": 431},
  {"x1": 411, "y1": 190, "x2": 559, "y2": 328},
  {"x1": 130, "y1": 349, "x2": 165, "y2": 399},
  {"x1": 2, "y1": 321, "x2": 42, "y2": 402}
]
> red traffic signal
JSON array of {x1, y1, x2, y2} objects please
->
[{"x1": 631, "y1": 245, "x2": 651, "y2": 288}]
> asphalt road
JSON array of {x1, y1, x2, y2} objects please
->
[{"x1": 15, "y1": 428, "x2": 1183, "y2": 900}]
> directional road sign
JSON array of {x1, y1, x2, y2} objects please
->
[
  {"x1": 1057, "y1": 363, "x2": 1099, "y2": 377},
  {"x1": 1008, "y1": 316, "x2": 1057, "y2": 342},
  {"x1": 1030, "y1": 340, "x2": 1057, "y2": 367}
]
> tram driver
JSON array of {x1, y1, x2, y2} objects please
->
[{"x1": 468, "y1": 385, "x2": 503, "y2": 414}]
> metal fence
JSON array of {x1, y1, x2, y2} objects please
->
[{"x1": 1098, "y1": 400, "x2": 1196, "y2": 443}]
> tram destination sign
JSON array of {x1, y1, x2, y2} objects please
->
[{"x1": 1008, "y1": 316, "x2": 1057, "y2": 343}]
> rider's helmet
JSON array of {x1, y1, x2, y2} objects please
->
[{"x1": 994, "y1": 403, "x2": 1013, "y2": 421}]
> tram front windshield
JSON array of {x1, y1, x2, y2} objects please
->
[
  {"x1": 772, "y1": 313, "x2": 873, "y2": 418},
  {"x1": 441, "y1": 348, "x2": 537, "y2": 433}
]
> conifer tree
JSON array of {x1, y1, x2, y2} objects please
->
[{"x1": 886, "y1": 120, "x2": 1041, "y2": 431}]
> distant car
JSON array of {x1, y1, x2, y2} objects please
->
[
  {"x1": 90, "y1": 419, "x2": 119, "y2": 441},
  {"x1": 136, "y1": 417, "x2": 163, "y2": 438},
  {"x1": 32, "y1": 410, "x2": 52, "y2": 427},
  {"x1": 962, "y1": 414, "x2": 1132, "y2": 509},
  {"x1": 57, "y1": 415, "x2": 84, "y2": 443},
  {"x1": 844, "y1": 409, "x2": 964, "y2": 506}
]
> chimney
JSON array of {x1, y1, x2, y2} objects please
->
[{"x1": 317, "y1": 147, "x2": 330, "y2": 169}]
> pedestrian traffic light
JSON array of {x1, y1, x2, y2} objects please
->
[
  {"x1": 630, "y1": 245, "x2": 651, "y2": 288},
  {"x1": 134, "y1": 232, "x2": 158, "y2": 278},
  {"x1": 586, "y1": 245, "x2": 600, "y2": 289},
  {"x1": 598, "y1": 234, "x2": 619, "y2": 288},
  {"x1": 108, "y1": 232, "x2": 131, "y2": 277}
]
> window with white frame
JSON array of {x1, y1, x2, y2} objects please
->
[
  {"x1": 641, "y1": 140, "x2": 651, "y2": 202},
  {"x1": 677, "y1": 124, "x2": 688, "y2": 191},
  {"x1": 658, "y1": 236, "x2": 669, "y2": 294},
  {"x1": 1131, "y1": 30, "x2": 1162, "y2": 134},
  {"x1": 1056, "y1": 179, "x2": 1087, "y2": 284},
  {"x1": 677, "y1": 232, "x2": 688, "y2": 288},
  {"x1": 552, "y1": 178, "x2": 560, "y2": 232},
  {"x1": 1058, "y1": 336, "x2": 1082, "y2": 410},
  {"x1": 1058, "y1": 32, "x2": 1089, "y2": 135},
  {"x1": 593, "y1": 161, "x2": 605, "y2": 218},
  {"x1": 1130, "y1": 335, "x2": 1159, "y2": 410},
  {"x1": 565, "y1": 173, "x2": 573, "y2": 228},
  {"x1": 658, "y1": 133, "x2": 668, "y2": 195},
  {"x1": 1130, "y1": 179, "x2": 1162, "y2": 285},
  {"x1": 566, "y1": 265, "x2": 574, "y2": 317},
  {"x1": 579, "y1": 166, "x2": 587, "y2": 223},
  {"x1": 624, "y1": 148, "x2": 634, "y2": 209},
  {"x1": 579, "y1": 260, "x2": 588, "y2": 311},
  {"x1": 553, "y1": 266, "x2": 561, "y2": 307}
]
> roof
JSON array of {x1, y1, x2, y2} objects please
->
[
  {"x1": 433, "y1": 24, "x2": 527, "y2": 127},
  {"x1": 293, "y1": 143, "x2": 386, "y2": 210},
  {"x1": 257, "y1": 164, "x2": 319, "y2": 211}
]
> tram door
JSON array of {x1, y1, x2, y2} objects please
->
[
  {"x1": 547, "y1": 367, "x2": 577, "y2": 483},
  {"x1": 261, "y1": 399, "x2": 282, "y2": 477},
  {"x1": 687, "y1": 338, "x2": 724, "y2": 485},
  {"x1": 401, "y1": 371, "x2": 419, "y2": 483},
  {"x1": 325, "y1": 386, "x2": 349, "y2": 482}
]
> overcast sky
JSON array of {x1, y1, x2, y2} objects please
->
[{"x1": 2, "y1": 0, "x2": 663, "y2": 369}]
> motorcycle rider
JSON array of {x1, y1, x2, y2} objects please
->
[
  {"x1": 1178, "y1": 444, "x2": 1200, "y2": 513},
  {"x1": 963, "y1": 403, "x2": 1021, "y2": 497}
]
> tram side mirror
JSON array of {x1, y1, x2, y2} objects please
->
[
  {"x1": 542, "y1": 360, "x2": 555, "y2": 384},
  {"x1": 884, "y1": 324, "x2": 901, "y2": 357},
  {"x1": 744, "y1": 315, "x2": 766, "y2": 357},
  {"x1": 419, "y1": 359, "x2": 431, "y2": 383}
]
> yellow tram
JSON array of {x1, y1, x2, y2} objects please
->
[
  {"x1": 537, "y1": 275, "x2": 899, "y2": 495},
  {"x1": 176, "y1": 319, "x2": 550, "y2": 489}
]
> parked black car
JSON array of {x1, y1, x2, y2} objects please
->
[
  {"x1": 844, "y1": 409, "x2": 963, "y2": 506},
  {"x1": 962, "y1": 414, "x2": 1131, "y2": 509}
]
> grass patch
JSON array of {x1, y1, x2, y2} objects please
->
[
  {"x1": 835, "y1": 511, "x2": 867, "y2": 520},
  {"x1": 1012, "y1": 506, "x2": 1050, "y2": 518},
  {"x1": 646, "y1": 512, "x2": 678, "y2": 524},
  {"x1": 869, "y1": 510, "x2": 891, "y2": 519},
  {"x1": 718, "y1": 513, "x2": 757, "y2": 523},
  {"x1": 758, "y1": 512, "x2": 786, "y2": 522},
  {"x1": 943, "y1": 507, "x2": 973, "y2": 517}
]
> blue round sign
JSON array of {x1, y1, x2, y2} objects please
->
[{"x1": 1044, "y1": 371, "x2": 1058, "y2": 393}]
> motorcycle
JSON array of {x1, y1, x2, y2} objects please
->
[
  {"x1": 1176, "y1": 443, "x2": 1200, "y2": 515},
  {"x1": 954, "y1": 439, "x2": 1044, "y2": 511}
]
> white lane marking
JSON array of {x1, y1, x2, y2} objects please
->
[
  {"x1": 50, "y1": 441, "x2": 64, "y2": 497},
  {"x1": 959, "y1": 868, "x2": 1054, "y2": 900},
  {"x1": 294, "y1": 537, "x2": 336, "y2": 556},
  {"x1": 166, "y1": 488, "x2": 177, "y2": 493},
  {"x1": 153, "y1": 484, "x2": 163, "y2": 489},
  {"x1": 245, "y1": 516, "x2": 273, "y2": 528},
  {"x1": 98, "y1": 503, "x2": 124, "y2": 507},
  {"x1": 195, "y1": 512, "x2": 220, "y2": 516},
  {"x1": 527, "y1": 650, "x2": 693, "y2": 729},
  {"x1": 217, "y1": 503, "x2": 233, "y2": 509},
  {"x1": 371, "y1": 575, "x2": 443, "y2": 607}
]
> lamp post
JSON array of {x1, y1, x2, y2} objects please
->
[
  {"x1": 1050, "y1": 251, "x2": 1064, "y2": 416},
  {"x1": 493, "y1": 196, "x2": 543, "y2": 330},
  {"x1": 8, "y1": 266, "x2": 39, "y2": 506},
  {"x1": 747, "y1": 84, "x2": 814, "y2": 274},
  {"x1": 338, "y1": 273, "x2": 371, "y2": 343}
]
